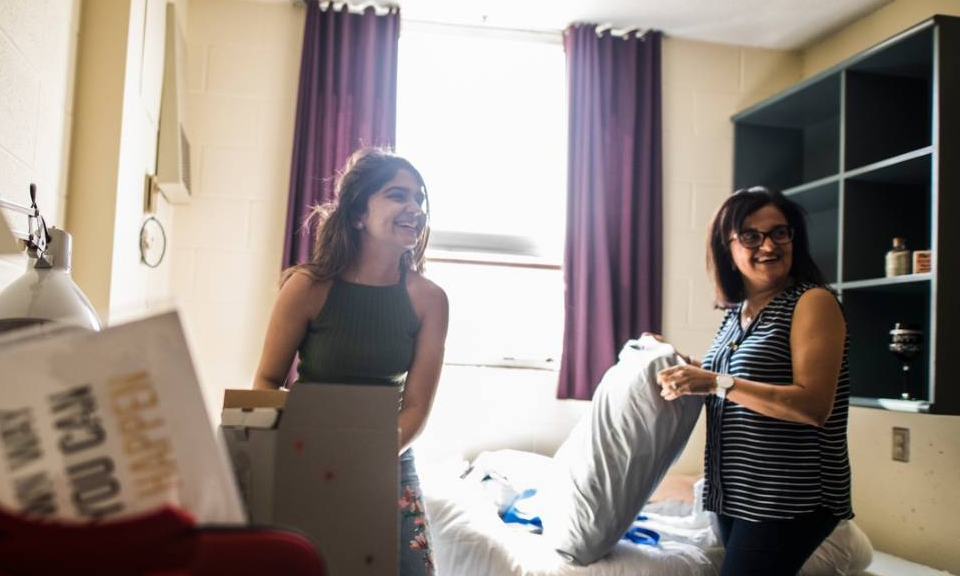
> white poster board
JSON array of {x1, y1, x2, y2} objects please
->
[{"x1": 0, "y1": 311, "x2": 245, "y2": 524}]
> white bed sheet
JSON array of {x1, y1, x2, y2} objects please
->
[
  {"x1": 420, "y1": 459, "x2": 722, "y2": 576},
  {"x1": 857, "y1": 551, "x2": 957, "y2": 576},
  {"x1": 419, "y1": 453, "x2": 914, "y2": 576}
]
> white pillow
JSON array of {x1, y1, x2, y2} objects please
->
[
  {"x1": 540, "y1": 337, "x2": 703, "y2": 565},
  {"x1": 799, "y1": 520, "x2": 874, "y2": 576}
]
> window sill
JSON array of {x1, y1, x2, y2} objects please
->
[
  {"x1": 443, "y1": 357, "x2": 559, "y2": 371},
  {"x1": 426, "y1": 249, "x2": 561, "y2": 270}
]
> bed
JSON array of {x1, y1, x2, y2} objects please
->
[
  {"x1": 420, "y1": 454, "x2": 722, "y2": 576},
  {"x1": 417, "y1": 339, "x2": 953, "y2": 576}
]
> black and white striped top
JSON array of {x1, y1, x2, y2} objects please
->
[{"x1": 701, "y1": 282, "x2": 853, "y2": 522}]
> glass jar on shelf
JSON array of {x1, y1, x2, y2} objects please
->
[{"x1": 885, "y1": 237, "x2": 910, "y2": 277}]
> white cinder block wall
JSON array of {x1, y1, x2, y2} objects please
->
[
  {"x1": 656, "y1": 39, "x2": 802, "y2": 472},
  {"x1": 172, "y1": 0, "x2": 303, "y2": 420},
  {"x1": 0, "y1": 0, "x2": 81, "y2": 287}
]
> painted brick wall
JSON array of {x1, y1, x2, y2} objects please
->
[{"x1": 0, "y1": 0, "x2": 80, "y2": 288}]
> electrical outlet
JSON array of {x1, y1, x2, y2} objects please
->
[{"x1": 892, "y1": 427, "x2": 910, "y2": 462}]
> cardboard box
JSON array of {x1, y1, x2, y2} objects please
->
[
  {"x1": 220, "y1": 384, "x2": 399, "y2": 576},
  {"x1": 912, "y1": 249, "x2": 932, "y2": 274}
]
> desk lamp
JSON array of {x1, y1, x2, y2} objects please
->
[{"x1": 0, "y1": 185, "x2": 101, "y2": 335}]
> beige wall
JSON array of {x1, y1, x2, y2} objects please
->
[
  {"x1": 847, "y1": 410, "x2": 960, "y2": 572},
  {"x1": 658, "y1": 38, "x2": 804, "y2": 473},
  {"x1": 173, "y1": 0, "x2": 303, "y2": 419},
  {"x1": 803, "y1": 0, "x2": 960, "y2": 78},
  {"x1": 797, "y1": 1, "x2": 960, "y2": 572},
  {"x1": 64, "y1": 0, "x2": 178, "y2": 325},
  {"x1": 0, "y1": 0, "x2": 80, "y2": 287}
]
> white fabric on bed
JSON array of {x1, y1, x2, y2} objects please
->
[
  {"x1": 421, "y1": 451, "x2": 877, "y2": 576},
  {"x1": 420, "y1": 456, "x2": 722, "y2": 576},
  {"x1": 857, "y1": 551, "x2": 957, "y2": 576}
]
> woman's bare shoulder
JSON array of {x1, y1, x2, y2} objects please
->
[
  {"x1": 283, "y1": 270, "x2": 330, "y2": 293},
  {"x1": 797, "y1": 285, "x2": 840, "y2": 309},
  {"x1": 405, "y1": 271, "x2": 449, "y2": 311},
  {"x1": 280, "y1": 270, "x2": 334, "y2": 318},
  {"x1": 794, "y1": 285, "x2": 845, "y2": 328}
]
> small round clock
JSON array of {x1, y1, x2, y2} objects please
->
[{"x1": 139, "y1": 215, "x2": 167, "y2": 268}]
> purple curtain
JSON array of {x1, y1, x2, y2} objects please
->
[
  {"x1": 283, "y1": 2, "x2": 400, "y2": 268},
  {"x1": 557, "y1": 26, "x2": 663, "y2": 400}
]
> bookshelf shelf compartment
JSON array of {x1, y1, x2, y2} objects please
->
[{"x1": 732, "y1": 16, "x2": 960, "y2": 414}]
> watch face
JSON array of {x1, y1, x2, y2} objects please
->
[{"x1": 717, "y1": 374, "x2": 734, "y2": 389}]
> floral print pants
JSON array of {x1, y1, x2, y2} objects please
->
[{"x1": 399, "y1": 449, "x2": 435, "y2": 576}]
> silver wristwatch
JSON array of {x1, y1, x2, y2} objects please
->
[{"x1": 715, "y1": 374, "x2": 735, "y2": 400}]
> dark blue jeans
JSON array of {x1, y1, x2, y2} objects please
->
[{"x1": 717, "y1": 508, "x2": 840, "y2": 576}]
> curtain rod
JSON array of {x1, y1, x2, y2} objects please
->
[
  {"x1": 292, "y1": 0, "x2": 649, "y2": 40},
  {"x1": 295, "y1": 0, "x2": 398, "y2": 14},
  {"x1": 402, "y1": 19, "x2": 563, "y2": 44}
]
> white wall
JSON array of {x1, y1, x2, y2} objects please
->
[
  {"x1": 174, "y1": 0, "x2": 303, "y2": 419},
  {"x1": 658, "y1": 38, "x2": 804, "y2": 472},
  {"x1": 64, "y1": 0, "x2": 179, "y2": 326},
  {"x1": 0, "y1": 0, "x2": 80, "y2": 287}
]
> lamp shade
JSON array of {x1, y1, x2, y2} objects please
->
[{"x1": 0, "y1": 228, "x2": 101, "y2": 334}]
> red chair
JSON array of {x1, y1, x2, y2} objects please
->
[{"x1": 0, "y1": 505, "x2": 325, "y2": 576}]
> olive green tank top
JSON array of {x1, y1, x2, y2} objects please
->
[{"x1": 296, "y1": 269, "x2": 420, "y2": 386}]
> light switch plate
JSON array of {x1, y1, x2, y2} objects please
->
[{"x1": 892, "y1": 427, "x2": 910, "y2": 462}]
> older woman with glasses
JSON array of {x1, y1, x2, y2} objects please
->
[{"x1": 655, "y1": 186, "x2": 853, "y2": 576}]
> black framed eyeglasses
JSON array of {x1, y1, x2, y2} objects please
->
[{"x1": 730, "y1": 225, "x2": 794, "y2": 249}]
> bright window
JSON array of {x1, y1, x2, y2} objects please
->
[
  {"x1": 397, "y1": 23, "x2": 567, "y2": 262},
  {"x1": 396, "y1": 23, "x2": 567, "y2": 367}
]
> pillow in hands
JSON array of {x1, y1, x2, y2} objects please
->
[{"x1": 541, "y1": 337, "x2": 703, "y2": 565}]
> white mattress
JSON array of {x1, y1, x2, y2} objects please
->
[
  {"x1": 419, "y1": 454, "x2": 953, "y2": 576},
  {"x1": 858, "y1": 551, "x2": 957, "y2": 576}
]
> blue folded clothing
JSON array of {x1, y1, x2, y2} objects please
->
[{"x1": 499, "y1": 487, "x2": 660, "y2": 547}]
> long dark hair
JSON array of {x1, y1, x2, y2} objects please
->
[
  {"x1": 282, "y1": 147, "x2": 430, "y2": 285},
  {"x1": 706, "y1": 186, "x2": 826, "y2": 307}
]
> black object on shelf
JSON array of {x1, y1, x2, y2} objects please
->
[{"x1": 889, "y1": 323, "x2": 923, "y2": 400}]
